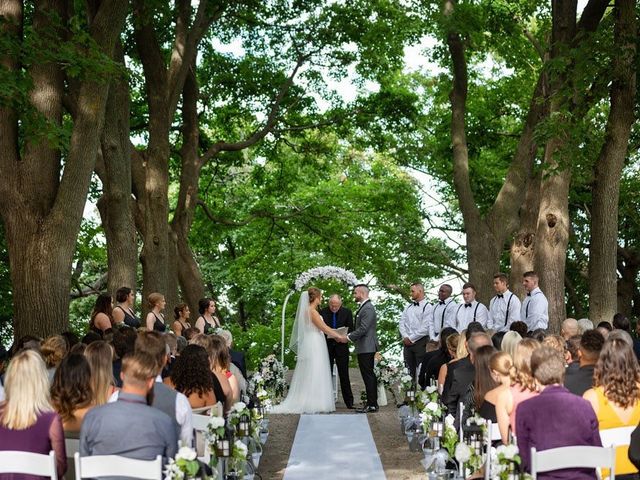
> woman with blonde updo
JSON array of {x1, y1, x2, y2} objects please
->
[
  {"x1": 494, "y1": 338, "x2": 540, "y2": 442},
  {"x1": 437, "y1": 332, "x2": 460, "y2": 394},
  {"x1": 484, "y1": 351, "x2": 513, "y2": 443},
  {"x1": 271, "y1": 287, "x2": 344, "y2": 414},
  {"x1": 145, "y1": 292, "x2": 167, "y2": 332}
]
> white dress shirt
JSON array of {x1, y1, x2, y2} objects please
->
[
  {"x1": 109, "y1": 376, "x2": 194, "y2": 447},
  {"x1": 521, "y1": 287, "x2": 548, "y2": 331},
  {"x1": 454, "y1": 300, "x2": 489, "y2": 331},
  {"x1": 399, "y1": 298, "x2": 433, "y2": 343},
  {"x1": 429, "y1": 298, "x2": 458, "y2": 339},
  {"x1": 489, "y1": 290, "x2": 522, "y2": 332}
]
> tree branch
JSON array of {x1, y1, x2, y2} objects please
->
[{"x1": 201, "y1": 53, "x2": 311, "y2": 162}]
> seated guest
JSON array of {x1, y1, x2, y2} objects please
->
[
  {"x1": 50, "y1": 353, "x2": 94, "y2": 434},
  {"x1": 613, "y1": 313, "x2": 640, "y2": 360},
  {"x1": 494, "y1": 338, "x2": 540, "y2": 441},
  {"x1": 509, "y1": 321, "x2": 528, "y2": 338},
  {"x1": 217, "y1": 329, "x2": 248, "y2": 391},
  {"x1": 560, "y1": 318, "x2": 579, "y2": 340},
  {"x1": 564, "y1": 330, "x2": 603, "y2": 396},
  {"x1": 596, "y1": 321, "x2": 612, "y2": 339},
  {"x1": 442, "y1": 328, "x2": 491, "y2": 427},
  {"x1": 500, "y1": 330, "x2": 521, "y2": 360},
  {"x1": 517, "y1": 346, "x2": 601, "y2": 479},
  {"x1": 41, "y1": 335, "x2": 68, "y2": 383},
  {"x1": 190, "y1": 335, "x2": 228, "y2": 410},
  {"x1": 437, "y1": 333, "x2": 460, "y2": 394},
  {"x1": 584, "y1": 337, "x2": 640, "y2": 479},
  {"x1": 111, "y1": 327, "x2": 137, "y2": 388},
  {"x1": 164, "y1": 344, "x2": 217, "y2": 408},
  {"x1": 485, "y1": 351, "x2": 513, "y2": 444},
  {"x1": 577, "y1": 318, "x2": 594, "y2": 335},
  {"x1": 0, "y1": 350, "x2": 67, "y2": 478},
  {"x1": 84, "y1": 341, "x2": 117, "y2": 405},
  {"x1": 419, "y1": 327, "x2": 457, "y2": 389},
  {"x1": 542, "y1": 334, "x2": 565, "y2": 357},
  {"x1": 208, "y1": 335, "x2": 240, "y2": 407},
  {"x1": 80, "y1": 352, "x2": 177, "y2": 461},
  {"x1": 182, "y1": 327, "x2": 200, "y2": 343},
  {"x1": 163, "y1": 333, "x2": 179, "y2": 378},
  {"x1": 133, "y1": 332, "x2": 193, "y2": 447},
  {"x1": 472, "y1": 345, "x2": 498, "y2": 423},
  {"x1": 564, "y1": 334, "x2": 581, "y2": 371}
]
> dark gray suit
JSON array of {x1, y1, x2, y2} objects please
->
[{"x1": 348, "y1": 299, "x2": 379, "y2": 407}]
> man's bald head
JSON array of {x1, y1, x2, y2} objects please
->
[{"x1": 561, "y1": 318, "x2": 578, "y2": 340}]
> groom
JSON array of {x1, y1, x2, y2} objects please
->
[{"x1": 344, "y1": 284, "x2": 379, "y2": 413}]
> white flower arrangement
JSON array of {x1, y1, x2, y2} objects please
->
[
  {"x1": 249, "y1": 355, "x2": 288, "y2": 402},
  {"x1": 293, "y1": 266, "x2": 359, "y2": 291},
  {"x1": 455, "y1": 442, "x2": 472, "y2": 463},
  {"x1": 490, "y1": 444, "x2": 522, "y2": 480},
  {"x1": 164, "y1": 445, "x2": 200, "y2": 480}
]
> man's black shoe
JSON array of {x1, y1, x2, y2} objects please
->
[
  {"x1": 356, "y1": 406, "x2": 378, "y2": 413},
  {"x1": 345, "y1": 404, "x2": 356, "y2": 409}
]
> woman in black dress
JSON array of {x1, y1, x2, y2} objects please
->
[
  {"x1": 195, "y1": 297, "x2": 220, "y2": 334},
  {"x1": 145, "y1": 292, "x2": 167, "y2": 332},
  {"x1": 112, "y1": 287, "x2": 141, "y2": 329},
  {"x1": 172, "y1": 303, "x2": 191, "y2": 337}
]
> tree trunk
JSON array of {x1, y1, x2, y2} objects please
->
[
  {"x1": 587, "y1": 0, "x2": 636, "y2": 324},
  {"x1": 510, "y1": 173, "x2": 541, "y2": 297},
  {"x1": 97, "y1": 44, "x2": 137, "y2": 298},
  {"x1": 617, "y1": 247, "x2": 640, "y2": 318},
  {"x1": 0, "y1": 0, "x2": 128, "y2": 338}
]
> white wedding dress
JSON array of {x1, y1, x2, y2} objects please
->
[{"x1": 271, "y1": 292, "x2": 335, "y2": 414}]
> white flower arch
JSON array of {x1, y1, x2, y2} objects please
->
[{"x1": 280, "y1": 266, "x2": 360, "y2": 363}]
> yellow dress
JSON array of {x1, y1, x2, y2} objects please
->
[{"x1": 594, "y1": 386, "x2": 640, "y2": 476}]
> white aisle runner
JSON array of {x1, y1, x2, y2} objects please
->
[{"x1": 283, "y1": 414, "x2": 386, "y2": 480}]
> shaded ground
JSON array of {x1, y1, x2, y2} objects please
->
[{"x1": 258, "y1": 368, "x2": 424, "y2": 479}]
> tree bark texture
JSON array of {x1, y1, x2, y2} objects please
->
[
  {"x1": 97, "y1": 43, "x2": 137, "y2": 299},
  {"x1": 617, "y1": 247, "x2": 640, "y2": 318},
  {"x1": 533, "y1": 0, "x2": 577, "y2": 333},
  {"x1": 0, "y1": 0, "x2": 128, "y2": 339},
  {"x1": 587, "y1": 0, "x2": 636, "y2": 324}
]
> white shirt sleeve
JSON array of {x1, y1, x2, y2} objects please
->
[
  {"x1": 399, "y1": 307, "x2": 410, "y2": 339},
  {"x1": 477, "y1": 304, "x2": 489, "y2": 329},
  {"x1": 409, "y1": 304, "x2": 432, "y2": 343},
  {"x1": 509, "y1": 295, "x2": 522, "y2": 323},
  {"x1": 0, "y1": 383, "x2": 4, "y2": 402},
  {"x1": 175, "y1": 392, "x2": 194, "y2": 447},
  {"x1": 528, "y1": 294, "x2": 548, "y2": 330},
  {"x1": 428, "y1": 306, "x2": 437, "y2": 340}
]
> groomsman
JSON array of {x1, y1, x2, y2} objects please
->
[
  {"x1": 521, "y1": 271, "x2": 549, "y2": 331},
  {"x1": 399, "y1": 283, "x2": 433, "y2": 379},
  {"x1": 454, "y1": 283, "x2": 489, "y2": 331},
  {"x1": 320, "y1": 294, "x2": 354, "y2": 409},
  {"x1": 489, "y1": 273, "x2": 521, "y2": 332},
  {"x1": 428, "y1": 284, "x2": 458, "y2": 340}
]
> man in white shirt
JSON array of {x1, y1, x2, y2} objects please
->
[
  {"x1": 489, "y1": 273, "x2": 521, "y2": 332},
  {"x1": 454, "y1": 283, "x2": 489, "y2": 331},
  {"x1": 399, "y1": 283, "x2": 433, "y2": 379},
  {"x1": 520, "y1": 271, "x2": 549, "y2": 331},
  {"x1": 428, "y1": 284, "x2": 458, "y2": 340}
]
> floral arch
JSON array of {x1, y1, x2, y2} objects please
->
[{"x1": 280, "y1": 266, "x2": 359, "y2": 363}]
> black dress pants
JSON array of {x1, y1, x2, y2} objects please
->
[
  {"x1": 327, "y1": 339, "x2": 354, "y2": 407},
  {"x1": 358, "y1": 352, "x2": 377, "y2": 407}
]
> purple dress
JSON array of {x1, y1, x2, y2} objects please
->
[{"x1": 0, "y1": 410, "x2": 67, "y2": 479}]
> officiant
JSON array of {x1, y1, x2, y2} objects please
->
[{"x1": 321, "y1": 294, "x2": 355, "y2": 409}]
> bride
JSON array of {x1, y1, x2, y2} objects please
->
[{"x1": 271, "y1": 287, "x2": 346, "y2": 414}]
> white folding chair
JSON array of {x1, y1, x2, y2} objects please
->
[
  {"x1": 0, "y1": 450, "x2": 57, "y2": 479},
  {"x1": 600, "y1": 425, "x2": 634, "y2": 448},
  {"x1": 530, "y1": 445, "x2": 615, "y2": 480},
  {"x1": 484, "y1": 421, "x2": 503, "y2": 480},
  {"x1": 74, "y1": 452, "x2": 162, "y2": 480}
]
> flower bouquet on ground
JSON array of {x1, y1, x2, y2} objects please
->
[
  {"x1": 254, "y1": 354, "x2": 288, "y2": 402},
  {"x1": 374, "y1": 355, "x2": 403, "y2": 405}
]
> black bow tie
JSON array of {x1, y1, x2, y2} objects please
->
[
  {"x1": 412, "y1": 301, "x2": 419, "y2": 306},
  {"x1": 527, "y1": 293, "x2": 531, "y2": 297},
  {"x1": 439, "y1": 300, "x2": 445, "y2": 305},
  {"x1": 497, "y1": 294, "x2": 504, "y2": 299},
  {"x1": 465, "y1": 303, "x2": 472, "y2": 308}
]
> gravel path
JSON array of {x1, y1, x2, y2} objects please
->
[{"x1": 258, "y1": 368, "x2": 424, "y2": 479}]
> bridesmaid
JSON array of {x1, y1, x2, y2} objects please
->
[
  {"x1": 89, "y1": 294, "x2": 113, "y2": 334},
  {"x1": 112, "y1": 287, "x2": 141, "y2": 329},
  {"x1": 172, "y1": 303, "x2": 191, "y2": 337},
  {"x1": 195, "y1": 297, "x2": 220, "y2": 334},
  {"x1": 145, "y1": 293, "x2": 167, "y2": 332}
]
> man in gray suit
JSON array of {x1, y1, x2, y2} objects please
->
[{"x1": 346, "y1": 284, "x2": 379, "y2": 413}]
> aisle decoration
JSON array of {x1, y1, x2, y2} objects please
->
[
  {"x1": 164, "y1": 446, "x2": 202, "y2": 480},
  {"x1": 249, "y1": 355, "x2": 287, "y2": 402},
  {"x1": 293, "y1": 266, "x2": 359, "y2": 291},
  {"x1": 374, "y1": 357, "x2": 403, "y2": 404},
  {"x1": 489, "y1": 444, "x2": 523, "y2": 480}
]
